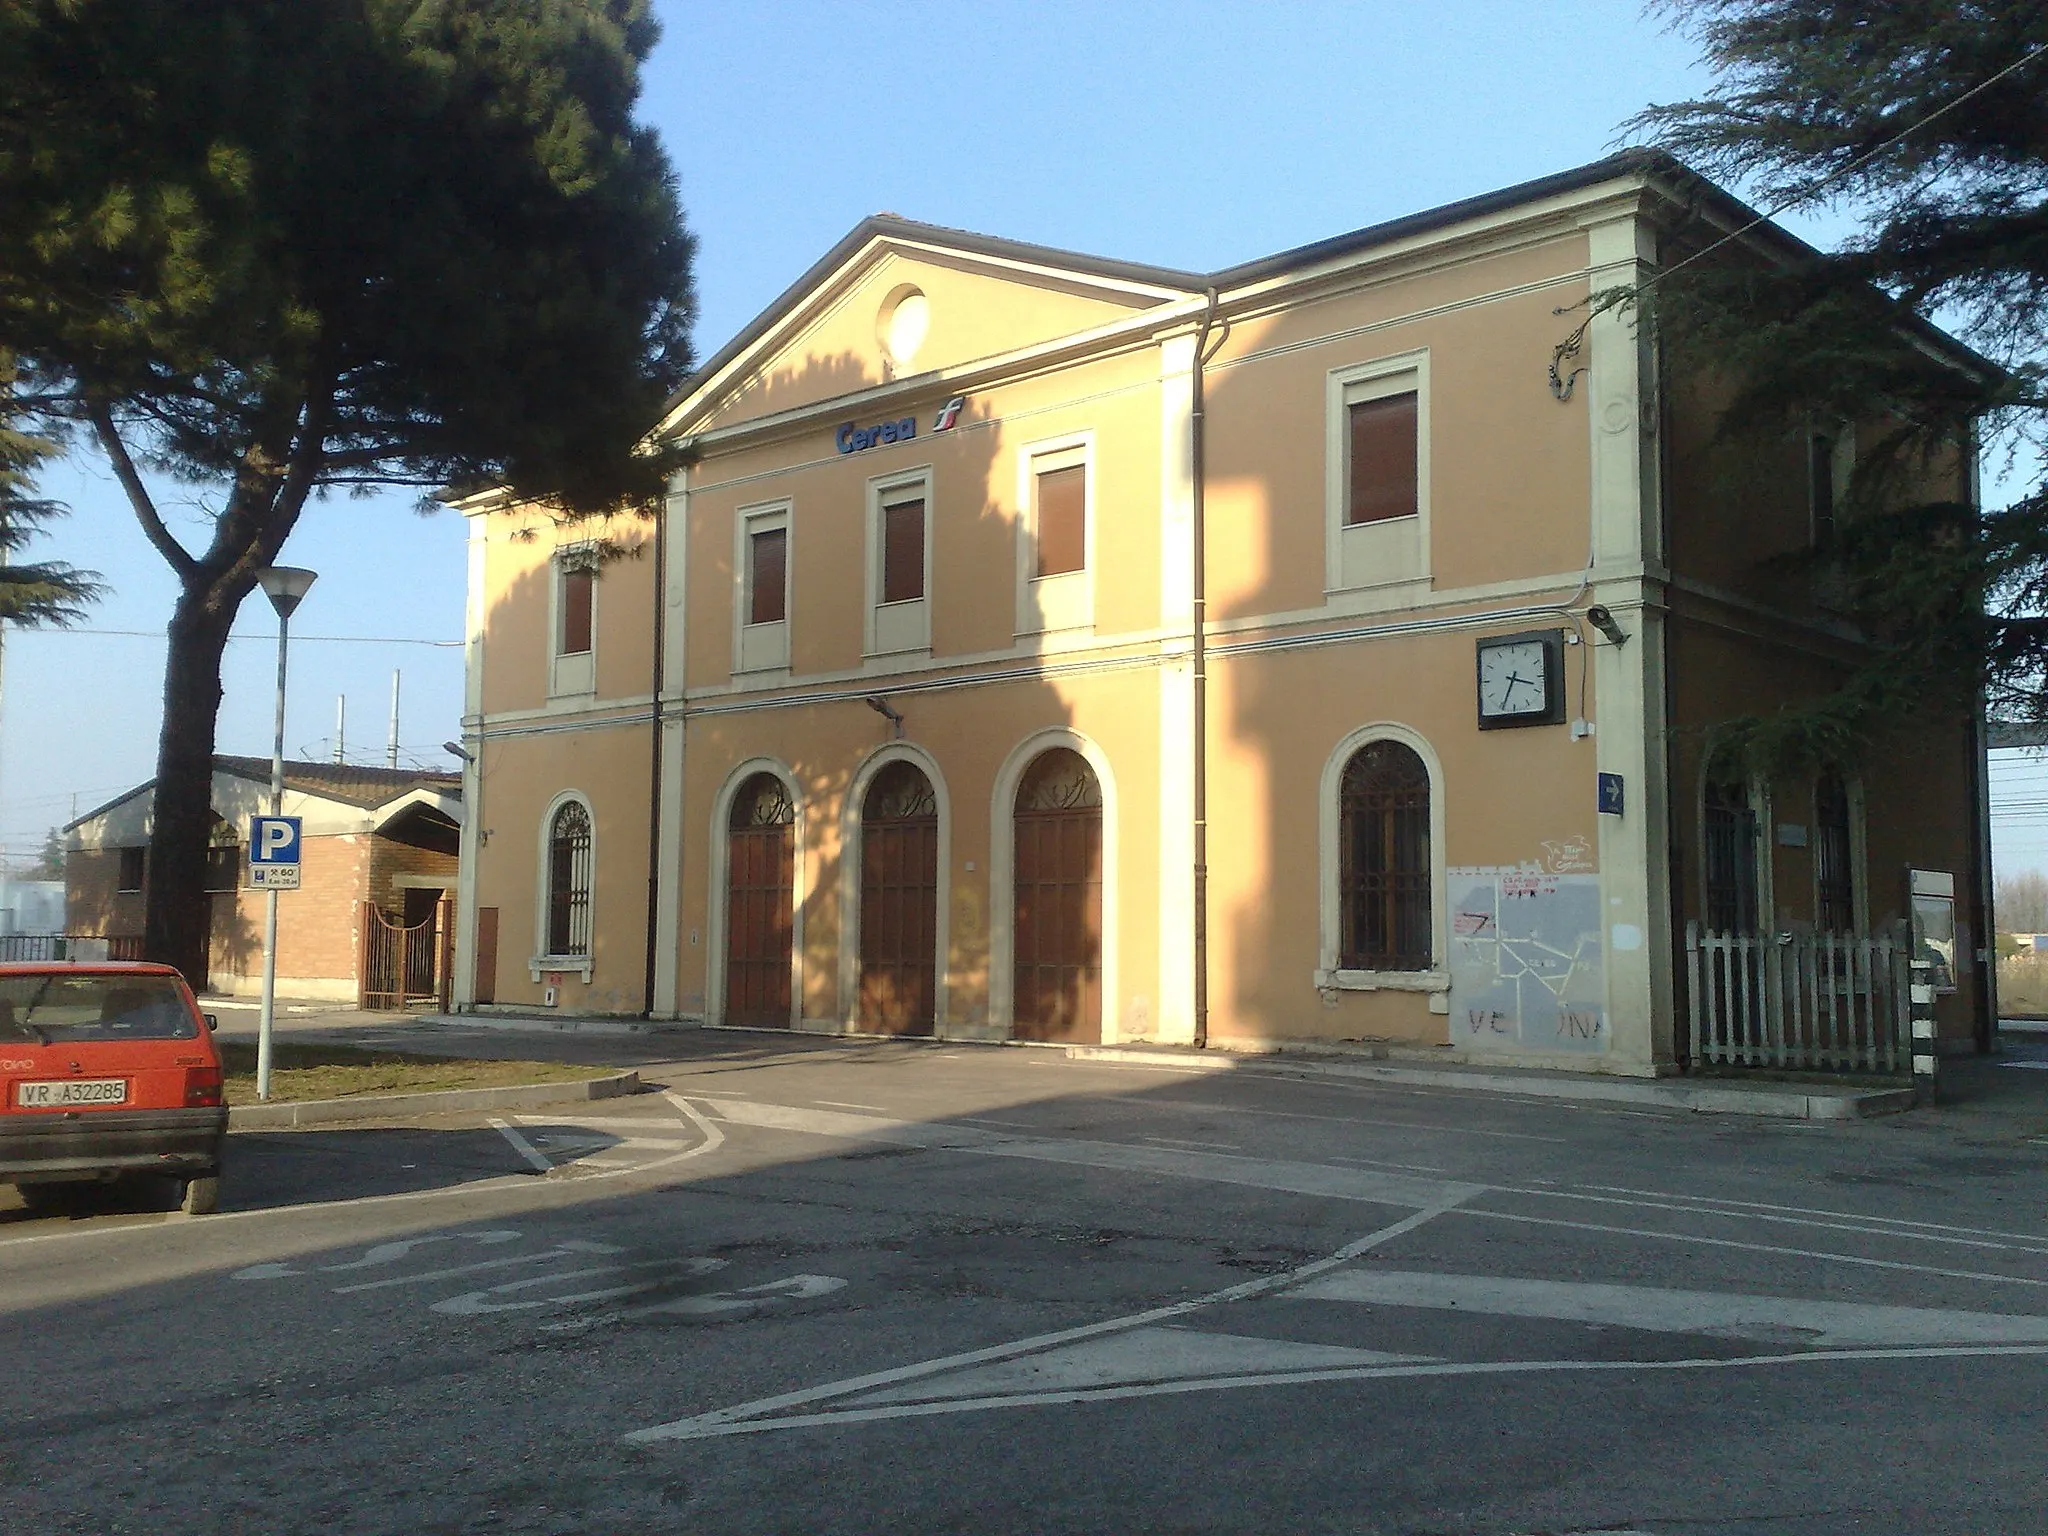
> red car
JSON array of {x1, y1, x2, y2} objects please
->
[{"x1": 0, "y1": 962, "x2": 227, "y2": 1215}]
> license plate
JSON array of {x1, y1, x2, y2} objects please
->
[{"x1": 15, "y1": 1079, "x2": 128, "y2": 1108}]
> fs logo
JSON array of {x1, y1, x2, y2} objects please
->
[{"x1": 930, "y1": 395, "x2": 966, "y2": 433}]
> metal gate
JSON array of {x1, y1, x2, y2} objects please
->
[
  {"x1": 858, "y1": 762, "x2": 938, "y2": 1035},
  {"x1": 725, "y1": 774, "x2": 795, "y2": 1027},
  {"x1": 1013, "y1": 748, "x2": 1102, "y2": 1044},
  {"x1": 360, "y1": 898, "x2": 453, "y2": 1011}
]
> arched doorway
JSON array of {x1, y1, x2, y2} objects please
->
[
  {"x1": 725, "y1": 773, "x2": 795, "y2": 1027},
  {"x1": 857, "y1": 761, "x2": 938, "y2": 1035},
  {"x1": 1013, "y1": 747, "x2": 1102, "y2": 1043}
]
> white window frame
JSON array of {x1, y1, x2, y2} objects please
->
[
  {"x1": 1014, "y1": 432, "x2": 1095, "y2": 636},
  {"x1": 548, "y1": 544, "x2": 598, "y2": 698},
  {"x1": 1315, "y1": 722, "x2": 1449, "y2": 994},
  {"x1": 865, "y1": 465, "x2": 933, "y2": 658},
  {"x1": 1324, "y1": 349, "x2": 1430, "y2": 596},
  {"x1": 530, "y1": 789, "x2": 595, "y2": 982},
  {"x1": 734, "y1": 499, "x2": 792, "y2": 675}
]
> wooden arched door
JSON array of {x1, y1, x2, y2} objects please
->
[
  {"x1": 725, "y1": 773, "x2": 795, "y2": 1027},
  {"x1": 1013, "y1": 747, "x2": 1103, "y2": 1043},
  {"x1": 858, "y1": 761, "x2": 939, "y2": 1036}
]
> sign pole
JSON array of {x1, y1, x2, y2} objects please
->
[
  {"x1": 253, "y1": 565, "x2": 315, "y2": 1103},
  {"x1": 257, "y1": 605, "x2": 290, "y2": 1102}
]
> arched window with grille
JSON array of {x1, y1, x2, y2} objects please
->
[
  {"x1": 544, "y1": 798, "x2": 593, "y2": 958},
  {"x1": 1702, "y1": 776, "x2": 1760, "y2": 934},
  {"x1": 1338, "y1": 739, "x2": 1432, "y2": 971},
  {"x1": 1814, "y1": 773, "x2": 1857, "y2": 933}
]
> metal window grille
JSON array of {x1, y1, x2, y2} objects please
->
[
  {"x1": 546, "y1": 801, "x2": 593, "y2": 957},
  {"x1": 1814, "y1": 775, "x2": 1855, "y2": 932},
  {"x1": 1703, "y1": 779, "x2": 1759, "y2": 934},
  {"x1": 1339, "y1": 740, "x2": 1431, "y2": 970}
]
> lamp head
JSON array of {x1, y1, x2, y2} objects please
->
[{"x1": 257, "y1": 565, "x2": 318, "y2": 620}]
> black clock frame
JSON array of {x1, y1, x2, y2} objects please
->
[{"x1": 1475, "y1": 627, "x2": 1567, "y2": 730}]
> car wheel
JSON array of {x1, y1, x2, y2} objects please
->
[{"x1": 179, "y1": 1174, "x2": 220, "y2": 1216}]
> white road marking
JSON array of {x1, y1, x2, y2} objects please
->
[
  {"x1": 331, "y1": 1238, "x2": 622, "y2": 1293},
  {"x1": 811, "y1": 1100, "x2": 888, "y2": 1111},
  {"x1": 540, "y1": 1270, "x2": 840, "y2": 1332},
  {"x1": 627, "y1": 1343, "x2": 2048, "y2": 1442},
  {"x1": 707, "y1": 1098, "x2": 1482, "y2": 1210},
  {"x1": 1138, "y1": 1136, "x2": 1239, "y2": 1151},
  {"x1": 231, "y1": 1230, "x2": 524, "y2": 1280},
  {"x1": 433, "y1": 1264, "x2": 652, "y2": 1314},
  {"x1": 1523, "y1": 1187, "x2": 2048, "y2": 1257},
  {"x1": 1287, "y1": 1269, "x2": 2048, "y2": 1348},
  {"x1": 625, "y1": 1202, "x2": 1461, "y2": 1444},
  {"x1": 1097, "y1": 1093, "x2": 1569, "y2": 1143},
  {"x1": 1459, "y1": 1208, "x2": 2048, "y2": 1290},
  {"x1": 1328, "y1": 1154, "x2": 1449, "y2": 1174},
  {"x1": 488, "y1": 1119, "x2": 554, "y2": 1174},
  {"x1": 954, "y1": 1116, "x2": 1042, "y2": 1129},
  {"x1": 847, "y1": 1327, "x2": 1430, "y2": 1406},
  {"x1": 1567, "y1": 1183, "x2": 2048, "y2": 1247}
]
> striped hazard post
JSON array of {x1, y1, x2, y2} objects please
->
[{"x1": 1908, "y1": 959, "x2": 1939, "y2": 1106}]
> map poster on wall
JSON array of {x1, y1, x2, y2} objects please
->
[{"x1": 1448, "y1": 869, "x2": 1606, "y2": 1053}]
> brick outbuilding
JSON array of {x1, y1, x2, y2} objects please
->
[{"x1": 64, "y1": 757, "x2": 462, "y2": 1002}]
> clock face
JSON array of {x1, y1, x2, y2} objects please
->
[{"x1": 1478, "y1": 640, "x2": 1552, "y2": 718}]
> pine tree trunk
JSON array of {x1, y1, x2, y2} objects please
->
[{"x1": 144, "y1": 576, "x2": 238, "y2": 986}]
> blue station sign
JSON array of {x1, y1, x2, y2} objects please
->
[{"x1": 835, "y1": 396, "x2": 968, "y2": 455}]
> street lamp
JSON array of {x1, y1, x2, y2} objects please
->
[{"x1": 254, "y1": 565, "x2": 316, "y2": 1101}]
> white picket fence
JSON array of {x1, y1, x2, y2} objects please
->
[{"x1": 1684, "y1": 922, "x2": 1912, "y2": 1074}]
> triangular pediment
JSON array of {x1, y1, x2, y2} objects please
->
[{"x1": 662, "y1": 224, "x2": 1197, "y2": 438}]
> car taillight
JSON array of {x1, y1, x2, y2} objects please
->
[{"x1": 183, "y1": 1066, "x2": 223, "y2": 1107}]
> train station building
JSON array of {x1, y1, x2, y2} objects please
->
[{"x1": 449, "y1": 152, "x2": 1994, "y2": 1073}]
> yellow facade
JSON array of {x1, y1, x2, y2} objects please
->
[{"x1": 455, "y1": 155, "x2": 1993, "y2": 1072}]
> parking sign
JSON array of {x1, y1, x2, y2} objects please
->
[{"x1": 248, "y1": 815, "x2": 303, "y2": 889}]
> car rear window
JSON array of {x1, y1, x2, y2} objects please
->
[{"x1": 0, "y1": 975, "x2": 198, "y2": 1043}]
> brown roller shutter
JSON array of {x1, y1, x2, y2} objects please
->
[
  {"x1": 1035, "y1": 465, "x2": 1086, "y2": 576},
  {"x1": 881, "y1": 498, "x2": 925, "y2": 603},
  {"x1": 749, "y1": 527, "x2": 787, "y2": 625},
  {"x1": 560, "y1": 568, "x2": 594, "y2": 654},
  {"x1": 1346, "y1": 392, "x2": 1417, "y2": 526}
]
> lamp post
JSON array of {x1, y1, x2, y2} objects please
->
[{"x1": 255, "y1": 565, "x2": 316, "y2": 1101}]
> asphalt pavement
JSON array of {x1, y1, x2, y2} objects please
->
[{"x1": 1, "y1": 1018, "x2": 2045, "y2": 1535}]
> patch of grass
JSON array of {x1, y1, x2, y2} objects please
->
[{"x1": 219, "y1": 1041, "x2": 609, "y2": 1106}]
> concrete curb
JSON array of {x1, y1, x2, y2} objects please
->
[
  {"x1": 430, "y1": 1013, "x2": 691, "y2": 1037},
  {"x1": 1064, "y1": 1044, "x2": 1912, "y2": 1119},
  {"x1": 226, "y1": 1071, "x2": 642, "y2": 1130},
  {"x1": 1244, "y1": 1057, "x2": 1915, "y2": 1119}
]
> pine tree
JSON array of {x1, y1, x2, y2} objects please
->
[
  {"x1": 1630, "y1": 1, "x2": 2048, "y2": 772},
  {"x1": 0, "y1": 1, "x2": 696, "y2": 982}
]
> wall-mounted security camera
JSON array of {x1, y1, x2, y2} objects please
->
[{"x1": 1584, "y1": 605, "x2": 1629, "y2": 647}]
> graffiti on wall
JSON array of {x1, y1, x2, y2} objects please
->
[{"x1": 1448, "y1": 868, "x2": 1605, "y2": 1053}]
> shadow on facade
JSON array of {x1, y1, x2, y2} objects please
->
[{"x1": 481, "y1": 347, "x2": 1087, "y2": 1040}]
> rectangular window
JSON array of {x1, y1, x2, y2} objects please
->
[
  {"x1": 204, "y1": 845, "x2": 240, "y2": 894},
  {"x1": 749, "y1": 526, "x2": 787, "y2": 625},
  {"x1": 1326, "y1": 352, "x2": 1429, "y2": 595},
  {"x1": 559, "y1": 566, "x2": 594, "y2": 655},
  {"x1": 1346, "y1": 392, "x2": 1419, "y2": 526},
  {"x1": 117, "y1": 847, "x2": 145, "y2": 894},
  {"x1": 1810, "y1": 431, "x2": 1838, "y2": 544},
  {"x1": 1814, "y1": 776, "x2": 1855, "y2": 932},
  {"x1": 1035, "y1": 465, "x2": 1087, "y2": 577},
  {"x1": 881, "y1": 496, "x2": 925, "y2": 603}
]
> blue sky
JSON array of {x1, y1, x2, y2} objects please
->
[{"x1": 6, "y1": 0, "x2": 2045, "y2": 875}]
